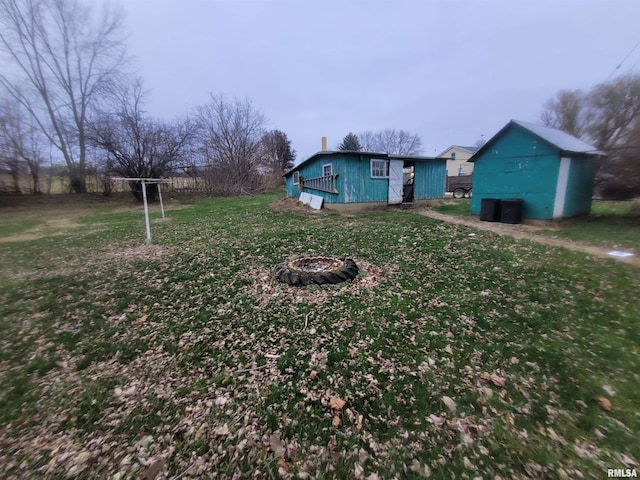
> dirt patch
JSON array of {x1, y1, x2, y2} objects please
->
[
  {"x1": 0, "y1": 217, "x2": 85, "y2": 243},
  {"x1": 271, "y1": 198, "x2": 327, "y2": 215}
]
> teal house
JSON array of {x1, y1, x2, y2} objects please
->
[
  {"x1": 469, "y1": 120, "x2": 602, "y2": 220},
  {"x1": 284, "y1": 151, "x2": 446, "y2": 209}
]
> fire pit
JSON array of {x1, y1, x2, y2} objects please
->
[{"x1": 274, "y1": 254, "x2": 359, "y2": 286}]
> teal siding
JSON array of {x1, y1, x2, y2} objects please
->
[
  {"x1": 285, "y1": 152, "x2": 445, "y2": 204},
  {"x1": 470, "y1": 126, "x2": 561, "y2": 220},
  {"x1": 285, "y1": 153, "x2": 384, "y2": 204},
  {"x1": 470, "y1": 124, "x2": 598, "y2": 220},
  {"x1": 285, "y1": 155, "x2": 345, "y2": 203},
  {"x1": 340, "y1": 155, "x2": 389, "y2": 203},
  {"x1": 285, "y1": 175, "x2": 297, "y2": 197},
  {"x1": 414, "y1": 161, "x2": 446, "y2": 199},
  {"x1": 564, "y1": 157, "x2": 598, "y2": 217}
]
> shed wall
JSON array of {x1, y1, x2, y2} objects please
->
[
  {"x1": 341, "y1": 155, "x2": 389, "y2": 203},
  {"x1": 413, "y1": 160, "x2": 446, "y2": 199},
  {"x1": 286, "y1": 154, "x2": 446, "y2": 204},
  {"x1": 563, "y1": 157, "x2": 598, "y2": 217},
  {"x1": 470, "y1": 126, "x2": 561, "y2": 220},
  {"x1": 285, "y1": 154, "x2": 388, "y2": 204}
]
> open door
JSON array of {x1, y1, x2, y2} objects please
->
[{"x1": 388, "y1": 159, "x2": 403, "y2": 205}]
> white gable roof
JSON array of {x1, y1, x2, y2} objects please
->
[{"x1": 513, "y1": 120, "x2": 598, "y2": 154}]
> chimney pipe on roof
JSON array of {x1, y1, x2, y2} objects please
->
[{"x1": 321, "y1": 136, "x2": 327, "y2": 151}]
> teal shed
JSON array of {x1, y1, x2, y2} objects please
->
[
  {"x1": 284, "y1": 151, "x2": 446, "y2": 209},
  {"x1": 469, "y1": 120, "x2": 603, "y2": 220}
]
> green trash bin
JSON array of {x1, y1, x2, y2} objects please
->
[{"x1": 500, "y1": 198, "x2": 524, "y2": 224}]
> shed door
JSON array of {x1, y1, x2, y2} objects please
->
[{"x1": 388, "y1": 160, "x2": 404, "y2": 205}]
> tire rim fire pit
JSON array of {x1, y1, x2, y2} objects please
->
[{"x1": 274, "y1": 254, "x2": 359, "y2": 286}]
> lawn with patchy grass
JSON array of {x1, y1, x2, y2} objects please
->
[
  {"x1": 544, "y1": 200, "x2": 640, "y2": 252},
  {"x1": 432, "y1": 198, "x2": 640, "y2": 252},
  {"x1": 1, "y1": 192, "x2": 638, "y2": 479}
]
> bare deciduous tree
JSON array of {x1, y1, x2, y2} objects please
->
[
  {"x1": 89, "y1": 80, "x2": 193, "y2": 201},
  {"x1": 0, "y1": 98, "x2": 45, "y2": 194},
  {"x1": 195, "y1": 94, "x2": 266, "y2": 195},
  {"x1": 358, "y1": 129, "x2": 423, "y2": 155},
  {"x1": 0, "y1": 0, "x2": 127, "y2": 193},
  {"x1": 540, "y1": 89, "x2": 588, "y2": 138},
  {"x1": 584, "y1": 75, "x2": 640, "y2": 150},
  {"x1": 540, "y1": 74, "x2": 640, "y2": 198}
]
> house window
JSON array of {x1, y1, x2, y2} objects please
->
[
  {"x1": 370, "y1": 159, "x2": 389, "y2": 178},
  {"x1": 322, "y1": 163, "x2": 333, "y2": 176},
  {"x1": 292, "y1": 171, "x2": 300, "y2": 185},
  {"x1": 451, "y1": 152, "x2": 456, "y2": 160}
]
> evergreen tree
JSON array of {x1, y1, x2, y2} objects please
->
[
  {"x1": 338, "y1": 132, "x2": 362, "y2": 151},
  {"x1": 261, "y1": 129, "x2": 296, "y2": 173}
]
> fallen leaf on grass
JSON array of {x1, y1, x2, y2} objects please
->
[
  {"x1": 597, "y1": 397, "x2": 612, "y2": 411},
  {"x1": 427, "y1": 414, "x2": 445, "y2": 426},
  {"x1": 269, "y1": 433, "x2": 286, "y2": 457},
  {"x1": 489, "y1": 373, "x2": 506, "y2": 387},
  {"x1": 332, "y1": 415, "x2": 341, "y2": 428},
  {"x1": 505, "y1": 412, "x2": 514, "y2": 426},
  {"x1": 441, "y1": 395, "x2": 456, "y2": 414},
  {"x1": 213, "y1": 424, "x2": 230, "y2": 436},
  {"x1": 143, "y1": 458, "x2": 166, "y2": 480},
  {"x1": 329, "y1": 396, "x2": 346, "y2": 410},
  {"x1": 477, "y1": 386, "x2": 494, "y2": 405},
  {"x1": 620, "y1": 453, "x2": 638, "y2": 467},
  {"x1": 277, "y1": 457, "x2": 293, "y2": 472}
]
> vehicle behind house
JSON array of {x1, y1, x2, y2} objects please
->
[{"x1": 446, "y1": 175, "x2": 473, "y2": 198}]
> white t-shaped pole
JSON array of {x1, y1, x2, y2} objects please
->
[{"x1": 141, "y1": 181, "x2": 152, "y2": 246}]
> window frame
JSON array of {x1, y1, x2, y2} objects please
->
[
  {"x1": 370, "y1": 158, "x2": 389, "y2": 178},
  {"x1": 292, "y1": 171, "x2": 300, "y2": 185},
  {"x1": 322, "y1": 163, "x2": 333, "y2": 177}
]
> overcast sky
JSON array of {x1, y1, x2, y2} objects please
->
[{"x1": 123, "y1": 0, "x2": 640, "y2": 161}]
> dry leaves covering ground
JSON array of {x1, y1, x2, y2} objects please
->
[{"x1": 0, "y1": 193, "x2": 638, "y2": 479}]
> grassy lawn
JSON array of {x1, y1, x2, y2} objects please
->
[
  {"x1": 433, "y1": 198, "x2": 640, "y2": 252},
  {"x1": 1, "y1": 192, "x2": 639, "y2": 479},
  {"x1": 546, "y1": 200, "x2": 640, "y2": 252}
]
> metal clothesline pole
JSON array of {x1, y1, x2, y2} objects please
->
[
  {"x1": 141, "y1": 180, "x2": 152, "y2": 246},
  {"x1": 158, "y1": 184, "x2": 165, "y2": 220},
  {"x1": 112, "y1": 177, "x2": 173, "y2": 246}
]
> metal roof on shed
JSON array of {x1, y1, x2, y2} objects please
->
[
  {"x1": 470, "y1": 120, "x2": 603, "y2": 161},
  {"x1": 284, "y1": 151, "x2": 443, "y2": 176},
  {"x1": 511, "y1": 120, "x2": 600, "y2": 154}
]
